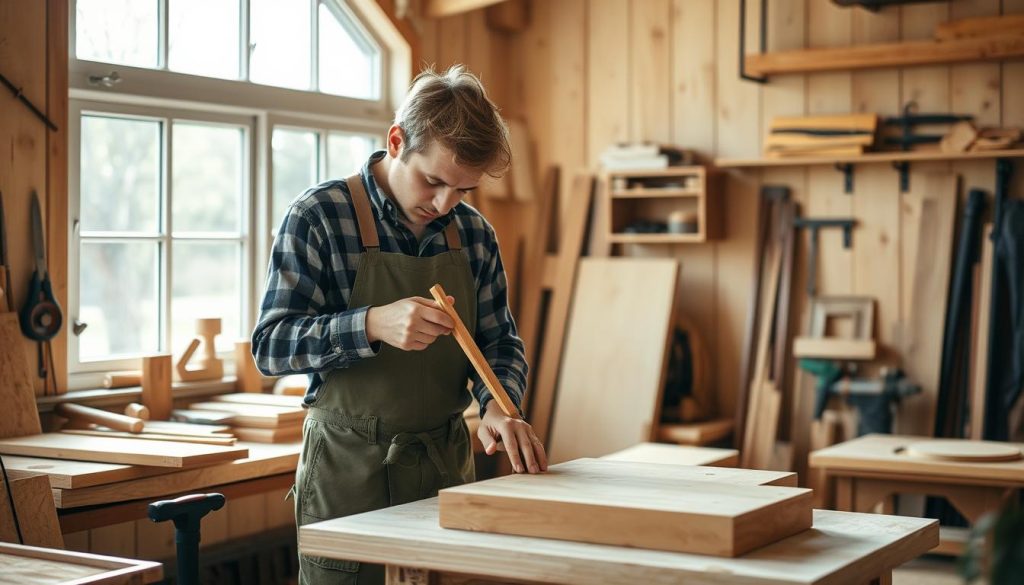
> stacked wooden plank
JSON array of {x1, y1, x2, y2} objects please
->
[
  {"x1": 190, "y1": 393, "x2": 306, "y2": 443},
  {"x1": 764, "y1": 114, "x2": 878, "y2": 158}
]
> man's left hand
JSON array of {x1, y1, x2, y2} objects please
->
[{"x1": 478, "y1": 402, "x2": 548, "y2": 474}]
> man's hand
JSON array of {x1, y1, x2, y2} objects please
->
[
  {"x1": 478, "y1": 402, "x2": 548, "y2": 474},
  {"x1": 366, "y1": 296, "x2": 454, "y2": 351}
]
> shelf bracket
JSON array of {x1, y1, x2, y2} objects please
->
[
  {"x1": 835, "y1": 163, "x2": 855, "y2": 194},
  {"x1": 892, "y1": 161, "x2": 910, "y2": 192},
  {"x1": 739, "y1": 0, "x2": 768, "y2": 83}
]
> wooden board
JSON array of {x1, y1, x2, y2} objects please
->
[
  {"x1": 210, "y1": 393, "x2": 304, "y2": 409},
  {"x1": 1, "y1": 456, "x2": 174, "y2": 490},
  {"x1": 231, "y1": 424, "x2": 302, "y2": 444},
  {"x1": 0, "y1": 313, "x2": 42, "y2": 438},
  {"x1": 51, "y1": 442, "x2": 299, "y2": 509},
  {"x1": 792, "y1": 337, "x2": 877, "y2": 360},
  {"x1": 170, "y1": 409, "x2": 236, "y2": 425},
  {"x1": 906, "y1": 440, "x2": 1022, "y2": 463},
  {"x1": 0, "y1": 433, "x2": 248, "y2": 468},
  {"x1": 600, "y1": 442, "x2": 738, "y2": 468},
  {"x1": 185, "y1": 402, "x2": 305, "y2": 428},
  {"x1": 548, "y1": 258, "x2": 678, "y2": 463},
  {"x1": 438, "y1": 459, "x2": 810, "y2": 557},
  {"x1": 60, "y1": 429, "x2": 236, "y2": 446},
  {"x1": 0, "y1": 475, "x2": 62, "y2": 548},
  {"x1": 969, "y1": 225, "x2": 994, "y2": 440},
  {"x1": 122, "y1": 420, "x2": 232, "y2": 436},
  {"x1": 0, "y1": 542, "x2": 162, "y2": 585},
  {"x1": 810, "y1": 434, "x2": 1024, "y2": 485}
]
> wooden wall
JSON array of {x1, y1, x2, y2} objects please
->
[
  {"x1": 0, "y1": 0, "x2": 69, "y2": 395},
  {"x1": 414, "y1": 0, "x2": 1024, "y2": 432}
]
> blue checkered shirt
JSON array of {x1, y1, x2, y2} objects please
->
[{"x1": 252, "y1": 151, "x2": 527, "y2": 416}]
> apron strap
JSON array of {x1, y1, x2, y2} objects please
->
[
  {"x1": 444, "y1": 218, "x2": 462, "y2": 251},
  {"x1": 347, "y1": 173, "x2": 380, "y2": 250},
  {"x1": 383, "y1": 432, "x2": 451, "y2": 488}
]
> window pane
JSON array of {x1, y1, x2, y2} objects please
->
[
  {"x1": 327, "y1": 132, "x2": 375, "y2": 179},
  {"x1": 173, "y1": 122, "x2": 244, "y2": 233},
  {"x1": 169, "y1": 0, "x2": 240, "y2": 79},
  {"x1": 76, "y1": 0, "x2": 158, "y2": 68},
  {"x1": 272, "y1": 128, "x2": 318, "y2": 230},
  {"x1": 318, "y1": 3, "x2": 379, "y2": 100},
  {"x1": 250, "y1": 0, "x2": 311, "y2": 91},
  {"x1": 79, "y1": 241, "x2": 160, "y2": 360},
  {"x1": 171, "y1": 241, "x2": 242, "y2": 354},
  {"x1": 80, "y1": 115, "x2": 161, "y2": 233}
]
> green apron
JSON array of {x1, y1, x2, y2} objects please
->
[{"x1": 295, "y1": 173, "x2": 477, "y2": 585}]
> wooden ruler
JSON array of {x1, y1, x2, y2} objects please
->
[{"x1": 429, "y1": 284, "x2": 519, "y2": 419}]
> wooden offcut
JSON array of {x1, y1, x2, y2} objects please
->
[
  {"x1": 0, "y1": 313, "x2": 41, "y2": 439},
  {"x1": 438, "y1": 458, "x2": 812, "y2": 557},
  {"x1": 548, "y1": 258, "x2": 679, "y2": 463},
  {"x1": 186, "y1": 402, "x2": 305, "y2": 428},
  {"x1": 429, "y1": 283, "x2": 520, "y2": 419},
  {"x1": 0, "y1": 475, "x2": 63, "y2": 548},
  {"x1": 0, "y1": 433, "x2": 248, "y2": 468},
  {"x1": 211, "y1": 392, "x2": 304, "y2": 408},
  {"x1": 231, "y1": 424, "x2": 302, "y2": 444},
  {"x1": 141, "y1": 354, "x2": 173, "y2": 421}
]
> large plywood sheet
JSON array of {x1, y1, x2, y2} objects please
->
[
  {"x1": 0, "y1": 433, "x2": 248, "y2": 468},
  {"x1": 548, "y1": 258, "x2": 678, "y2": 463},
  {"x1": 439, "y1": 458, "x2": 811, "y2": 557}
]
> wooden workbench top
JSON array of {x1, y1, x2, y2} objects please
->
[
  {"x1": 300, "y1": 498, "x2": 937, "y2": 585},
  {"x1": 809, "y1": 434, "x2": 1024, "y2": 485}
]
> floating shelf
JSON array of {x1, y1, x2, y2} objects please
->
[
  {"x1": 611, "y1": 188, "x2": 702, "y2": 198},
  {"x1": 609, "y1": 233, "x2": 706, "y2": 244}
]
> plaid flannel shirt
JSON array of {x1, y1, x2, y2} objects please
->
[{"x1": 252, "y1": 151, "x2": 527, "y2": 416}]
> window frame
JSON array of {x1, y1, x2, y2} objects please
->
[{"x1": 67, "y1": 0, "x2": 402, "y2": 390}]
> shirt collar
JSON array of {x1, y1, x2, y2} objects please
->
[{"x1": 360, "y1": 149, "x2": 456, "y2": 233}]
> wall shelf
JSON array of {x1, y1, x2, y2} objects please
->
[
  {"x1": 602, "y1": 166, "x2": 720, "y2": 244},
  {"x1": 608, "y1": 234, "x2": 706, "y2": 244},
  {"x1": 610, "y1": 188, "x2": 702, "y2": 198},
  {"x1": 715, "y1": 149, "x2": 1024, "y2": 193}
]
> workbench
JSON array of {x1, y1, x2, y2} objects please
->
[
  {"x1": 300, "y1": 476, "x2": 938, "y2": 585},
  {"x1": 810, "y1": 434, "x2": 1024, "y2": 555}
]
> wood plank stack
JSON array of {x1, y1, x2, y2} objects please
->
[
  {"x1": 192, "y1": 393, "x2": 307, "y2": 443},
  {"x1": 764, "y1": 114, "x2": 878, "y2": 158}
]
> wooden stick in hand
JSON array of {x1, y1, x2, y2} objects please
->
[{"x1": 429, "y1": 284, "x2": 521, "y2": 419}]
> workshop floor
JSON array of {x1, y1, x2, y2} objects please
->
[{"x1": 893, "y1": 556, "x2": 961, "y2": 585}]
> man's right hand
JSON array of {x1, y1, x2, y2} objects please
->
[{"x1": 366, "y1": 296, "x2": 455, "y2": 351}]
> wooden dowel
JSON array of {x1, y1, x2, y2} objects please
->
[
  {"x1": 103, "y1": 371, "x2": 141, "y2": 388},
  {"x1": 55, "y1": 403, "x2": 145, "y2": 433},
  {"x1": 429, "y1": 284, "x2": 520, "y2": 419},
  {"x1": 124, "y1": 403, "x2": 150, "y2": 420}
]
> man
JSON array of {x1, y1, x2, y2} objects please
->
[{"x1": 253, "y1": 65, "x2": 547, "y2": 584}]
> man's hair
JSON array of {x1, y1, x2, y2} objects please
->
[{"x1": 395, "y1": 65, "x2": 511, "y2": 177}]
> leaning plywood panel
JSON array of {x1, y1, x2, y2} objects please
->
[
  {"x1": 548, "y1": 258, "x2": 678, "y2": 463},
  {"x1": 0, "y1": 475, "x2": 63, "y2": 548},
  {"x1": 439, "y1": 458, "x2": 812, "y2": 557},
  {"x1": 0, "y1": 434, "x2": 248, "y2": 468}
]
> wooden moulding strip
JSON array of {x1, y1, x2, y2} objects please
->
[
  {"x1": 745, "y1": 35, "x2": 1024, "y2": 77},
  {"x1": 430, "y1": 283, "x2": 519, "y2": 419},
  {"x1": 792, "y1": 337, "x2": 878, "y2": 360}
]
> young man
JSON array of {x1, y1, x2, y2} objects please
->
[{"x1": 253, "y1": 65, "x2": 547, "y2": 584}]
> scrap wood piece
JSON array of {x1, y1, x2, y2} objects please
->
[
  {"x1": 0, "y1": 475, "x2": 63, "y2": 548},
  {"x1": 185, "y1": 402, "x2": 306, "y2": 428},
  {"x1": 429, "y1": 284, "x2": 519, "y2": 419},
  {"x1": 141, "y1": 354, "x2": 173, "y2": 421},
  {"x1": 0, "y1": 433, "x2": 248, "y2": 468},
  {"x1": 657, "y1": 418, "x2": 734, "y2": 447},
  {"x1": 231, "y1": 424, "x2": 302, "y2": 444},
  {"x1": 548, "y1": 258, "x2": 679, "y2": 464}
]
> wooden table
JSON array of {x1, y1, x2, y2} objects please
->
[{"x1": 810, "y1": 434, "x2": 1024, "y2": 555}]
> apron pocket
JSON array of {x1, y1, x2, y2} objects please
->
[{"x1": 300, "y1": 417, "x2": 388, "y2": 522}]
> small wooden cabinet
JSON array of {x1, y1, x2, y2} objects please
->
[{"x1": 602, "y1": 166, "x2": 720, "y2": 244}]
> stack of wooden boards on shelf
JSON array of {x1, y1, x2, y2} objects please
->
[
  {"x1": 439, "y1": 458, "x2": 812, "y2": 557},
  {"x1": 185, "y1": 393, "x2": 306, "y2": 443},
  {"x1": 764, "y1": 114, "x2": 877, "y2": 158}
]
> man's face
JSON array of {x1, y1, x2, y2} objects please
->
[{"x1": 386, "y1": 130, "x2": 483, "y2": 227}]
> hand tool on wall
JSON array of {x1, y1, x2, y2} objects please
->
[
  {"x1": 800, "y1": 359, "x2": 921, "y2": 435},
  {"x1": 793, "y1": 217, "x2": 856, "y2": 297},
  {"x1": 19, "y1": 191, "x2": 62, "y2": 396},
  {"x1": 430, "y1": 283, "x2": 520, "y2": 419},
  {"x1": 149, "y1": 493, "x2": 226, "y2": 585}
]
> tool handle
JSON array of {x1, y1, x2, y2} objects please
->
[
  {"x1": 55, "y1": 402, "x2": 145, "y2": 433},
  {"x1": 429, "y1": 284, "x2": 521, "y2": 419}
]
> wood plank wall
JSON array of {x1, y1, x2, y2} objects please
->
[
  {"x1": 412, "y1": 0, "x2": 1024, "y2": 434},
  {"x1": 0, "y1": 0, "x2": 69, "y2": 395}
]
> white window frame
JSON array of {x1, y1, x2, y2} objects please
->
[{"x1": 67, "y1": 0, "x2": 406, "y2": 390}]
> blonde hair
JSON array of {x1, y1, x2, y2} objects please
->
[{"x1": 395, "y1": 65, "x2": 511, "y2": 177}]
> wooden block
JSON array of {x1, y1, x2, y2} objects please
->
[
  {"x1": 657, "y1": 418, "x2": 735, "y2": 446},
  {"x1": 940, "y1": 121, "x2": 978, "y2": 153},
  {"x1": 601, "y1": 442, "x2": 738, "y2": 467},
  {"x1": 0, "y1": 542, "x2": 162, "y2": 583},
  {"x1": 770, "y1": 114, "x2": 878, "y2": 133},
  {"x1": 234, "y1": 340, "x2": 264, "y2": 393},
  {"x1": 0, "y1": 475, "x2": 63, "y2": 548},
  {"x1": 0, "y1": 433, "x2": 248, "y2": 468},
  {"x1": 123, "y1": 403, "x2": 149, "y2": 420},
  {"x1": 103, "y1": 371, "x2": 141, "y2": 389},
  {"x1": 211, "y1": 392, "x2": 304, "y2": 408},
  {"x1": 439, "y1": 458, "x2": 812, "y2": 557},
  {"x1": 141, "y1": 354, "x2": 173, "y2": 421},
  {"x1": 0, "y1": 313, "x2": 42, "y2": 439},
  {"x1": 792, "y1": 337, "x2": 878, "y2": 360},
  {"x1": 548, "y1": 258, "x2": 678, "y2": 463},
  {"x1": 186, "y1": 402, "x2": 306, "y2": 428},
  {"x1": 231, "y1": 424, "x2": 302, "y2": 444}
]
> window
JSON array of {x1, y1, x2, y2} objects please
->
[{"x1": 68, "y1": 0, "x2": 401, "y2": 388}]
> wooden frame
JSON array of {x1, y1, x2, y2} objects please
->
[{"x1": 0, "y1": 541, "x2": 162, "y2": 584}]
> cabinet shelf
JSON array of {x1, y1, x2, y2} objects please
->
[{"x1": 602, "y1": 166, "x2": 720, "y2": 245}]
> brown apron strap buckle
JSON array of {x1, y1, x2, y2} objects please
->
[{"x1": 346, "y1": 173, "x2": 380, "y2": 250}]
